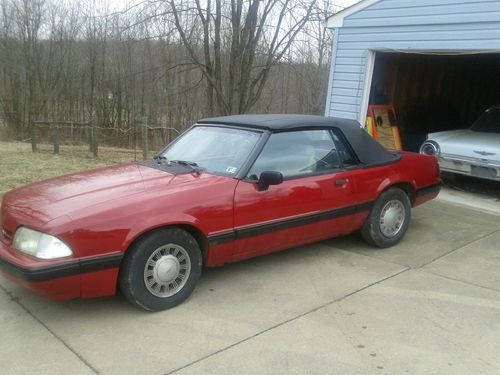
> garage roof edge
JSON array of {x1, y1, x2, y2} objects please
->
[{"x1": 325, "y1": 0, "x2": 382, "y2": 28}]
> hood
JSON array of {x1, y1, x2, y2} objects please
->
[
  {"x1": 1, "y1": 163, "x2": 174, "y2": 230},
  {"x1": 428, "y1": 129, "x2": 500, "y2": 161}
]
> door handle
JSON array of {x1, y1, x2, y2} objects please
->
[{"x1": 334, "y1": 179, "x2": 349, "y2": 187}]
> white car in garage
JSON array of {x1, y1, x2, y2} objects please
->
[{"x1": 420, "y1": 107, "x2": 500, "y2": 181}]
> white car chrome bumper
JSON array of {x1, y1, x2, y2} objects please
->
[{"x1": 439, "y1": 154, "x2": 500, "y2": 180}]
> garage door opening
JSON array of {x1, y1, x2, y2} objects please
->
[{"x1": 368, "y1": 52, "x2": 500, "y2": 151}]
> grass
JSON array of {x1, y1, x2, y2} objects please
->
[{"x1": 0, "y1": 142, "x2": 155, "y2": 200}]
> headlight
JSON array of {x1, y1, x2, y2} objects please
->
[
  {"x1": 13, "y1": 227, "x2": 72, "y2": 259},
  {"x1": 420, "y1": 140, "x2": 440, "y2": 156}
]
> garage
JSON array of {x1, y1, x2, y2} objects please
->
[
  {"x1": 324, "y1": 0, "x2": 500, "y2": 151},
  {"x1": 371, "y1": 52, "x2": 500, "y2": 151}
]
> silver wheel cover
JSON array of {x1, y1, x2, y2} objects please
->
[
  {"x1": 379, "y1": 200, "x2": 406, "y2": 238},
  {"x1": 144, "y1": 244, "x2": 191, "y2": 298}
]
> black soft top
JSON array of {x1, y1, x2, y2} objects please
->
[{"x1": 197, "y1": 114, "x2": 399, "y2": 167}]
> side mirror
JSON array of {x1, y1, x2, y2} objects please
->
[{"x1": 257, "y1": 171, "x2": 283, "y2": 191}]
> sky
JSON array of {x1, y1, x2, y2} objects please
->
[
  {"x1": 104, "y1": 0, "x2": 363, "y2": 13},
  {"x1": 333, "y1": 0, "x2": 363, "y2": 10}
]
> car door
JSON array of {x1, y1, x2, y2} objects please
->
[{"x1": 232, "y1": 128, "x2": 367, "y2": 262}]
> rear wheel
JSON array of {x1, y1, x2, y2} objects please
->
[
  {"x1": 361, "y1": 188, "x2": 411, "y2": 248},
  {"x1": 119, "y1": 228, "x2": 202, "y2": 311}
]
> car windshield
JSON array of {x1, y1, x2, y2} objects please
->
[
  {"x1": 161, "y1": 126, "x2": 261, "y2": 176},
  {"x1": 471, "y1": 108, "x2": 500, "y2": 133}
]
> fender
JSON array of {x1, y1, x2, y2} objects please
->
[
  {"x1": 121, "y1": 212, "x2": 209, "y2": 252},
  {"x1": 374, "y1": 172, "x2": 417, "y2": 202}
]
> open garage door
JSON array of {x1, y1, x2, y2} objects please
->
[{"x1": 368, "y1": 52, "x2": 500, "y2": 152}]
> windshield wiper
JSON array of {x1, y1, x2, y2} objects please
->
[{"x1": 169, "y1": 160, "x2": 203, "y2": 175}]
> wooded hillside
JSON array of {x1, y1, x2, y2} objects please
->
[{"x1": 0, "y1": 0, "x2": 336, "y2": 142}]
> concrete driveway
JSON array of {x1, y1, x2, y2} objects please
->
[{"x1": 1, "y1": 200, "x2": 499, "y2": 375}]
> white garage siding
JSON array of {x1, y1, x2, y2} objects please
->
[{"x1": 325, "y1": 0, "x2": 500, "y2": 123}]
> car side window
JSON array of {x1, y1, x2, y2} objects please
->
[
  {"x1": 247, "y1": 130, "x2": 342, "y2": 179},
  {"x1": 331, "y1": 131, "x2": 358, "y2": 168}
]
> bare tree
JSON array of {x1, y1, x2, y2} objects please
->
[
  {"x1": 11, "y1": 0, "x2": 44, "y2": 150},
  {"x1": 0, "y1": 0, "x2": 337, "y2": 144},
  {"x1": 167, "y1": 0, "x2": 317, "y2": 115},
  {"x1": 293, "y1": 0, "x2": 334, "y2": 114}
]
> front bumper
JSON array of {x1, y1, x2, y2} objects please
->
[
  {"x1": 0, "y1": 237, "x2": 123, "y2": 300},
  {"x1": 439, "y1": 154, "x2": 500, "y2": 181}
]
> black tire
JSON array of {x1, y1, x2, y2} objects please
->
[
  {"x1": 119, "y1": 228, "x2": 202, "y2": 311},
  {"x1": 360, "y1": 188, "x2": 411, "y2": 248}
]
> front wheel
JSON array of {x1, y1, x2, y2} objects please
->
[
  {"x1": 119, "y1": 228, "x2": 202, "y2": 311},
  {"x1": 361, "y1": 188, "x2": 411, "y2": 248}
]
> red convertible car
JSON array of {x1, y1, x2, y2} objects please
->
[{"x1": 0, "y1": 115, "x2": 440, "y2": 311}]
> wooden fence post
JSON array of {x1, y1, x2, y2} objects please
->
[
  {"x1": 53, "y1": 124, "x2": 60, "y2": 154},
  {"x1": 142, "y1": 116, "x2": 149, "y2": 160},
  {"x1": 88, "y1": 124, "x2": 93, "y2": 152},
  {"x1": 31, "y1": 121, "x2": 37, "y2": 152},
  {"x1": 91, "y1": 123, "x2": 98, "y2": 157},
  {"x1": 88, "y1": 119, "x2": 98, "y2": 157}
]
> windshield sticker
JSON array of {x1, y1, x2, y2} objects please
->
[{"x1": 226, "y1": 166, "x2": 238, "y2": 174}]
